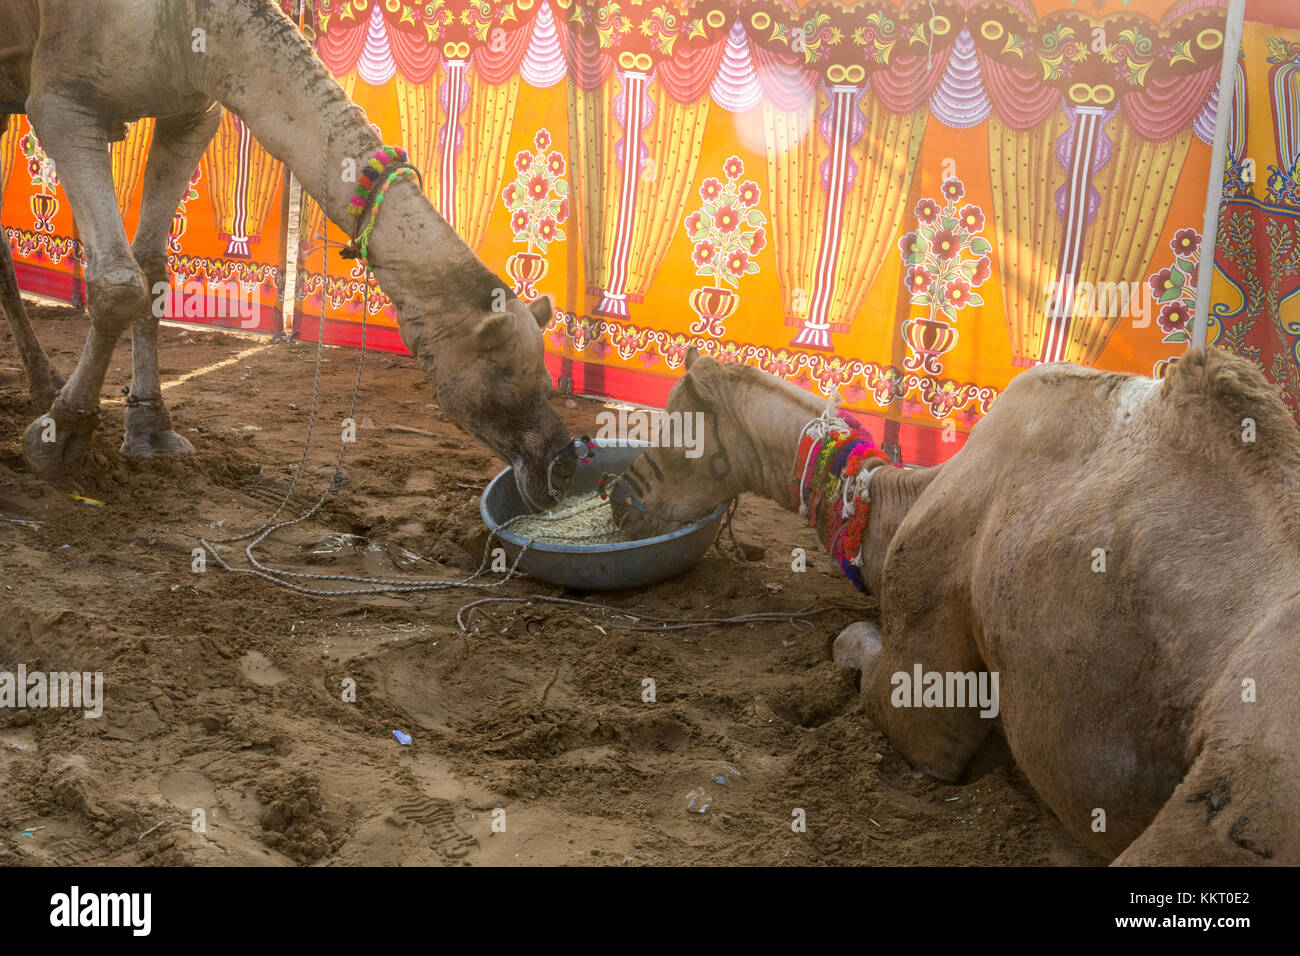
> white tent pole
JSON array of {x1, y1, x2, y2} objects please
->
[
  {"x1": 1191, "y1": 0, "x2": 1248, "y2": 350},
  {"x1": 278, "y1": 0, "x2": 307, "y2": 341},
  {"x1": 281, "y1": 172, "x2": 304, "y2": 338}
]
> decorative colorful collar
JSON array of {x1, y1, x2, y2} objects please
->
[
  {"x1": 791, "y1": 414, "x2": 892, "y2": 593},
  {"x1": 341, "y1": 145, "x2": 423, "y2": 261}
]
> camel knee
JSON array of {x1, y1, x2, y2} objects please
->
[
  {"x1": 865, "y1": 665, "x2": 995, "y2": 783},
  {"x1": 834, "y1": 621, "x2": 882, "y2": 674},
  {"x1": 85, "y1": 266, "x2": 150, "y2": 330},
  {"x1": 136, "y1": 266, "x2": 171, "y2": 329},
  {"x1": 132, "y1": 252, "x2": 168, "y2": 291}
]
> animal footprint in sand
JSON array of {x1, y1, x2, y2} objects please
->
[
  {"x1": 238, "y1": 651, "x2": 287, "y2": 687},
  {"x1": 37, "y1": 835, "x2": 114, "y2": 866}
]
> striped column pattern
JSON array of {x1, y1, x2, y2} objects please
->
[
  {"x1": 595, "y1": 70, "x2": 649, "y2": 318},
  {"x1": 438, "y1": 58, "x2": 469, "y2": 233},
  {"x1": 1040, "y1": 105, "x2": 1105, "y2": 364},
  {"x1": 1228, "y1": 59, "x2": 1248, "y2": 167},
  {"x1": 226, "y1": 118, "x2": 254, "y2": 258},
  {"x1": 1270, "y1": 54, "x2": 1300, "y2": 179},
  {"x1": 791, "y1": 84, "x2": 859, "y2": 352}
]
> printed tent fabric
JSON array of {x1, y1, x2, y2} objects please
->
[
  {"x1": 1208, "y1": 0, "x2": 1300, "y2": 421},
  {"x1": 301, "y1": 71, "x2": 358, "y2": 250},
  {"x1": 293, "y1": 0, "x2": 1226, "y2": 465},
  {"x1": 567, "y1": 22, "x2": 716, "y2": 321},
  {"x1": 1, "y1": 0, "x2": 1231, "y2": 466},
  {"x1": 204, "y1": 110, "x2": 284, "y2": 259},
  {"x1": 110, "y1": 119, "x2": 154, "y2": 220},
  {"x1": 759, "y1": 40, "x2": 928, "y2": 351}
]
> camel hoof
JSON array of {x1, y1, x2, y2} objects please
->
[
  {"x1": 23, "y1": 407, "x2": 98, "y2": 477},
  {"x1": 121, "y1": 428, "x2": 195, "y2": 458},
  {"x1": 26, "y1": 388, "x2": 59, "y2": 414},
  {"x1": 833, "y1": 621, "x2": 883, "y2": 673},
  {"x1": 122, "y1": 401, "x2": 193, "y2": 457},
  {"x1": 24, "y1": 365, "x2": 65, "y2": 413}
]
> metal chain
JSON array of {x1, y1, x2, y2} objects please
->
[
  {"x1": 197, "y1": 118, "x2": 645, "y2": 593},
  {"x1": 198, "y1": 115, "x2": 753, "y2": 596},
  {"x1": 198, "y1": 119, "x2": 534, "y2": 595},
  {"x1": 457, "y1": 594, "x2": 862, "y2": 633}
]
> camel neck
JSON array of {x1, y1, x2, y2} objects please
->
[
  {"x1": 856, "y1": 464, "x2": 942, "y2": 592},
  {"x1": 204, "y1": 4, "x2": 384, "y2": 228},
  {"x1": 742, "y1": 391, "x2": 834, "y2": 507},
  {"x1": 201, "y1": 2, "x2": 501, "y2": 344},
  {"x1": 722, "y1": 378, "x2": 939, "y2": 592}
]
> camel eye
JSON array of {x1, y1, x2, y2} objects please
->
[{"x1": 490, "y1": 385, "x2": 524, "y2": 411}]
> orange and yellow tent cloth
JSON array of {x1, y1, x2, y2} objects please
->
[{"x1": 5, "y1": 1, "x2": 1282, "y2": 464}]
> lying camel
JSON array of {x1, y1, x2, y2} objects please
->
[
  {"x1": 0, "y1": 0, "x2": 574, "y2": 507},
  {"x1": 613, "y1": 347, "x2": 1300, "y2": 864}
]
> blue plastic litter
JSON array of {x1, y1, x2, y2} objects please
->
[
  {"x1": 393, "y1": 730, "x2": 412, "y2": 746},
  {"x1": 713, "y1": 765, "x2": 742, "y2": 785}
]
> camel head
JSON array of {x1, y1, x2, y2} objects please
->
[
  {"x1": 427, "y1": 293, "x2": 576, "y2": 511},
  {"x1": 612, "y1": 348, "x2": 791, "y2": 538}
]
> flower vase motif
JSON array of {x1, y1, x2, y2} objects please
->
[
  {"x1": 21, "y1": 131, "x2": 60, "y2": 234},
  {"x1": 902, "y1": 315, "x2": 960, "y2": 376},
  {"x1": 1153, "y1": 356, "x2": 1181, "y2": 379},
  {"x1": 501, "y1": 128, "x2": 568, "y2": 300},
  {"x1": 505, "y1": 251, "x2": 548, "y2": 300},
  {"x1": 684, "y1": 155, "x2": 767, "y2": 337},
  {"x1": 30, "y1": 193, "x2": 58, "y2": 234},
  {"x1": 687, "y1": 286, "x2": 739, "y2": 337},
  {"x1": 899, "y1": 176, "x2": 992, "y2": 377}
]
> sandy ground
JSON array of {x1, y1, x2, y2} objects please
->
[{"x1": 0, "y1": 303, "x2": 1101, "y2": 866}]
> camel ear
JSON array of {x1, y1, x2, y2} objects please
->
[
  {"x1": 473, "y1": 311, "x2": 512, "y2": 346},
  {"x1": 681, "y1": 357, "x2": 720, "y2": 412},
  {"x1": 528, "y1": 294, "x2": 553, "y2": 329},
  {"x1": 685, "y1": 346, "x2": 701, "y2": 369}
]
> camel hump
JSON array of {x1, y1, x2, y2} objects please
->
[{"x1": 1163, "y1": 348, "x2": 1300, "y2": 453}]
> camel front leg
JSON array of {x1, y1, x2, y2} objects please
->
[
  {"x1": 863, "y1": 596, "x2": 1002, "y2": 784},
  {"x1": 22, "y1": 95, "x2": 147, "y2": 476},
  {"x1": 122, "y1": 103, "x2": 222, "y2": 457}
]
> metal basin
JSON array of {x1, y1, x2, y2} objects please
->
[{"x1": 479, "y1": 439, "x2": 726, "y2": 590}]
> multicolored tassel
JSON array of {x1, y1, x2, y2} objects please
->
[{"x1": 790, "y1": 416, "x2": 892, "y2": 593}]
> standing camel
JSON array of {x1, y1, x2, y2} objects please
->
[{"x1": 0, "y1": 0, "x2": 575, "y2": 508}]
